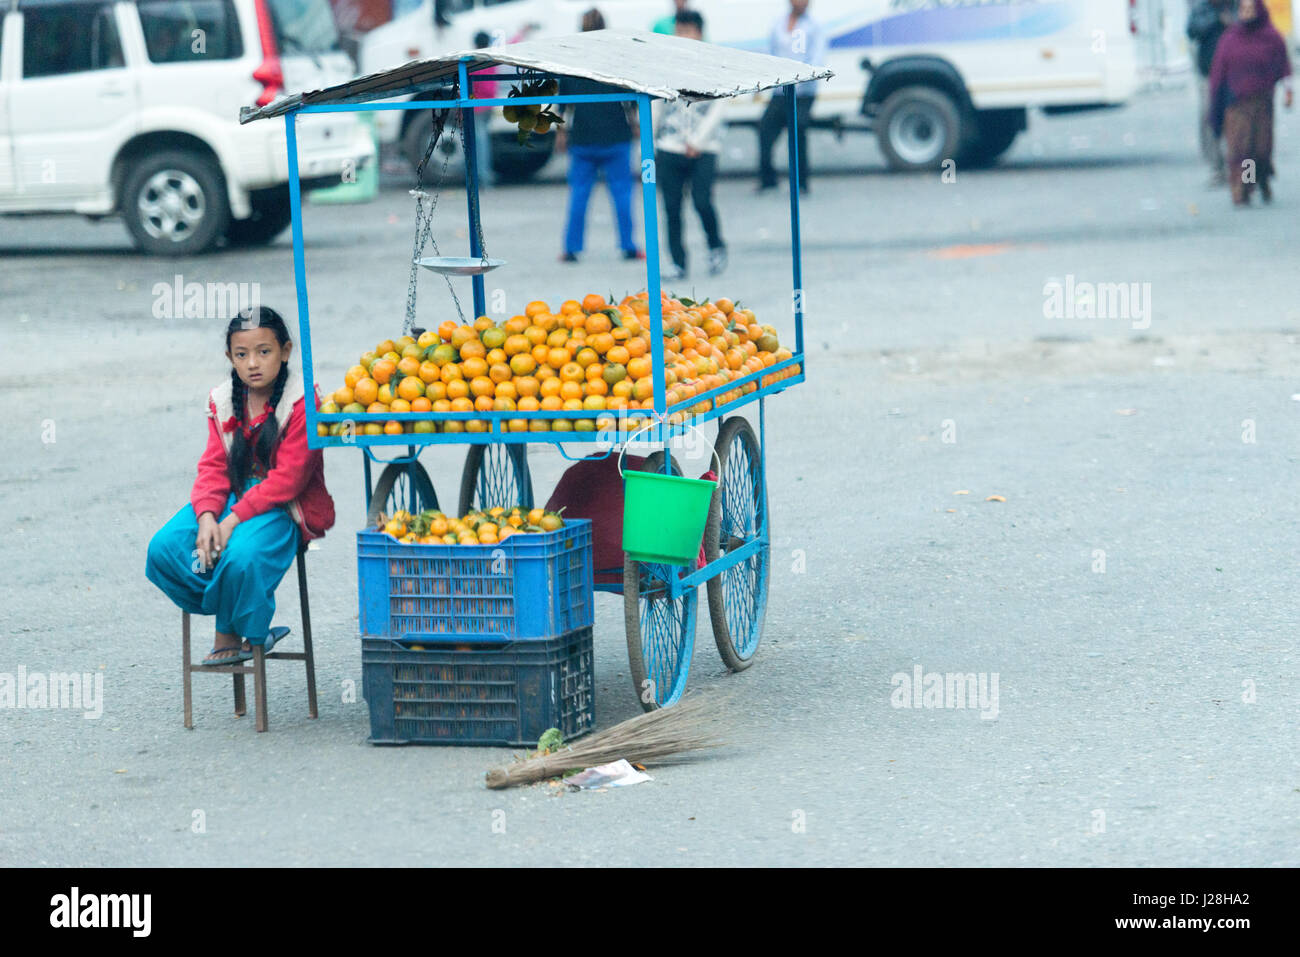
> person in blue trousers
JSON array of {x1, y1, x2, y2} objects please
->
[{"x1": 556, "y1": 8, "x2": 643, "y2": 263}]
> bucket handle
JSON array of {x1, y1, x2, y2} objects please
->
[{"x1": 617, "y1": 418, "x2": 721, "y2": 480}]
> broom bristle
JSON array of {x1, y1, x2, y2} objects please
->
[{"x1": 485, "y1": 694, "x2": 725, "y2": 789}]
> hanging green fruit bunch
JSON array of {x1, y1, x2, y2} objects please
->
[{"x1": 502, "y1": 78, "x2": 563, "y2": 146}]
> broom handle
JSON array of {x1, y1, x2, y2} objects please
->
[{"x1": 485, "y1": 761, "x2": 555, "y2": 789}]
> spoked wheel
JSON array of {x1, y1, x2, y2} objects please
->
[
  {"x1": 367, "y1": 462, "x2": 439, "y2": 526},
  {"x1": 458, "y1": 445, "x2": 534, "y2": 514},
  {"x1": 705, "y1": 417, "x2": 769, "y2": 671},
  {"x1": 624, "y1": 452, "x2": 698, "y2": 711}
]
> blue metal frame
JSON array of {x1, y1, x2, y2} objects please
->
[
  {"x1": 284, "y1": 72, "x2": 805, "y2": 454},
  {"x1": 281, "y1": 67, "x2": 806, "y2": 601}
]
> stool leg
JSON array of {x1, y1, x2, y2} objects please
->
[
  {"x1": 254, "y1": 644, "x2": 268, "y2": 732},
  {"x1": 182, "y1": 612, "x2": 193, "y2": 729},
  {"x1": 298, "y1": 551, "x2": 318, "y2": 719},
  {"x1": 233, "y1": 669, "x2": 246, "y2": 716}
]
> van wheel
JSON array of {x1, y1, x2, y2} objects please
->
[
  {"x1": 876, "y1": 86, "x2": 966, "y2": 172},
  {"x1": 121, "y1": 150, "x2": 229, "y2": 256},
  {"x1": 225, "y1": 187, "x2": 292, "y2": 247},
  {"x1": 959, "y1": 110, "x2": 1024, "y2": 168}
]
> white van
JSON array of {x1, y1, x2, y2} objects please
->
[
  {"x1": 0, "y1": 0, "x2": 375, "y2": 254},
  {"x1": 362, "y1": 0, "x2": 1141, "y2": 175}
]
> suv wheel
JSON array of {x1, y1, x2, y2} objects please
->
[
  {"x1": 225, "y1": 187, "x2": 292, "y2": 247},
  {"x1": 121, "y1": 150, "x2": 229, "y2": 256},
  {"x1": 876, "y1": 86, "x2": 966, "y2": 172}
]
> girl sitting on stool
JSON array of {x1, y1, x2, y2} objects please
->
[{"x1": 146, "y1": 307, "x2": 335, "y2": 664}]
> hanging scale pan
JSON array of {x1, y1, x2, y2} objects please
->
[{"x1": 416, "y1": 256, "x2": 506, "y2": 276}]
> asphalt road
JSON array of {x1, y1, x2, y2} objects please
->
[{"x1": 3, "y1": 87, "x2": 1299, "y2": 866}]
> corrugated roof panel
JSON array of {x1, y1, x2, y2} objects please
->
[{"x1": 240, "y1": 29, "x2": 834, "y2": 123}]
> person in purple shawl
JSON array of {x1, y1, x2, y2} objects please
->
[{"x1": 1208, "y1": 0, "x2": 1294, "y2": 205}]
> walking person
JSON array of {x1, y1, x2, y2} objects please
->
[
  {"x1": 757, "y1": 0, "x2": 827, "y2": 195},
  {"x1": 654, "y1": 10, "x2": 727, "y2": 281},
  {"x1": 653, "y1": 0, "x2": 689, "y2": 34},
  {"x1": 1187, "y1": 0, "x2": 1233, "y2": 185},
  {"x1": 146, "y1": 307, "x2": 335, "y2": 664},
  {"x1": 557, "y1": 8, "x2": 643, "y2": 262},
  {"x1": 1209, "y1": 0, "x2": 1294, "y2": 206}
]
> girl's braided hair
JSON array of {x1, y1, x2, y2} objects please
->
[{"x1": 225, "y1": 306, "x2": 291, "y2": 493}]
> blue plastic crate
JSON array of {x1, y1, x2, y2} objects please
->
[
  {"x1": 357, "y1": 520, "x2": 593, "y2": 642},
  {"x1": 361, "y1": 629, "x2": 595, "y2": 746}
]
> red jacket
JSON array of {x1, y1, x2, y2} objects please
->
[{"x1": 190, "y1": 361, "x2": 335, "y2": 542}]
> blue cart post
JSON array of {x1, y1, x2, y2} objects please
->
[{"x1": 241, "y1": 30, "x2": 830, "y2": 710}]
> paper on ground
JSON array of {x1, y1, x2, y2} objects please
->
[{"x1": 567, "y1": 759, "x2": 652, "y2": 789}]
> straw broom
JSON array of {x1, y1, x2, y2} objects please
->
[{"x1": 485, "y1": 694, "x2": 726, "y2": 789}]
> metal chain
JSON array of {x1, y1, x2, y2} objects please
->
[{"x1": 404, "y1": 91, "x2": 467, "y2": 335}]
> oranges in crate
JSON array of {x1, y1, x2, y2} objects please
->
[
  {"x1": 377, "y1": 507, "x2": 564, "y2": 545},
  {"x1": 320, "y1": 293, "x2": 799, "y2": 437}
]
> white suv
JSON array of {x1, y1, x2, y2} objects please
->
[{"x1": 0, "y1": 0, "x2": 375, "y2": 255}]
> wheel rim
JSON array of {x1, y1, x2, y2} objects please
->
[
  {"x1": 637, "y1": 563, "x2": 695, "y2": 708},
  {"x1": 889, "y1": 103, "x2": 946, "y2": 166},
  {"x1": 717, "y1": 429, "x2": 767, "y2": 660},
  {"x1": 474, "y1": 445, "x2": 532, "y2": 510},
  {"x1": 137, "y1": 169, "x2": 206, "y2": 242},
  {"x1": 388, "y1": 468, "x2": 419, "y2": 515}
]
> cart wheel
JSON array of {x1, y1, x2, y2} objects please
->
[
  {"x1": 705, "y1": 417, "x2": 769, "y2": 671},
  {"x1": 457, "y1": 444, "x2": 534, "y2": 514},
  {"x1": 367, "y1": 462, "x2": 439, "y2": 527},
  {"x1": 624, "y1": 452, "x2": 697, "y2": 711}
]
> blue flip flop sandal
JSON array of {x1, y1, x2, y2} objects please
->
[
  {"x1": 260, "y1": 626, "x2": 291, "y2": 654},
  {"x1": 200, "y1": 643, "x2": 253, "y2": 666}
]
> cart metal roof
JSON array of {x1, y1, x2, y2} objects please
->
[{"x1": 240, "y1": 29, "x2": 833, "y2": 124}]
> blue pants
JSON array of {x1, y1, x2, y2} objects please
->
[
  {"x1": 564, "y1": 142, "x2": 636, "y2": 255},
  {"x1": 145, "y1": 492, "x2": 299, "y2": 644}
]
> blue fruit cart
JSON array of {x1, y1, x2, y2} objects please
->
[{"x1": 240, "y1": 30, "x2": 827, "y2": 711}]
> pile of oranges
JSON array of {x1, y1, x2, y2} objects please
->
[
  {"x1": 320, "y1": 291, "x2": 799, "y2": 436},
  {"x1": 379, "y1": 506, "x2": 564, "y2": 546}
]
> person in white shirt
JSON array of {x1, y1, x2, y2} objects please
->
[
  {"x1": 758, "y1": 0, "x2": 827, "y2": 194},
  {"x1": 654, "y1": 10, "x2": 728, "y2": 279}
]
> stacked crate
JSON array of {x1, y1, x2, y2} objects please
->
[{"x1": 357, "y1": 520, "x2": 595, "y2": 746}]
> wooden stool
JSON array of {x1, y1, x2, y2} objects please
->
[{"x1": 182, "y1": 547, "x2": 318, "y2": 732}]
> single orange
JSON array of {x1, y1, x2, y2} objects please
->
[{"x1": 396, "y1": 376, "x2": 425, "y2": 401}]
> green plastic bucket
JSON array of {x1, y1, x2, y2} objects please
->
[
  {"x1": 620, "y1": 424, "x2": 719, "y2": 565},
  {"x1": 622, "y1": 470, "x2": 717, "y2": 565}
]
